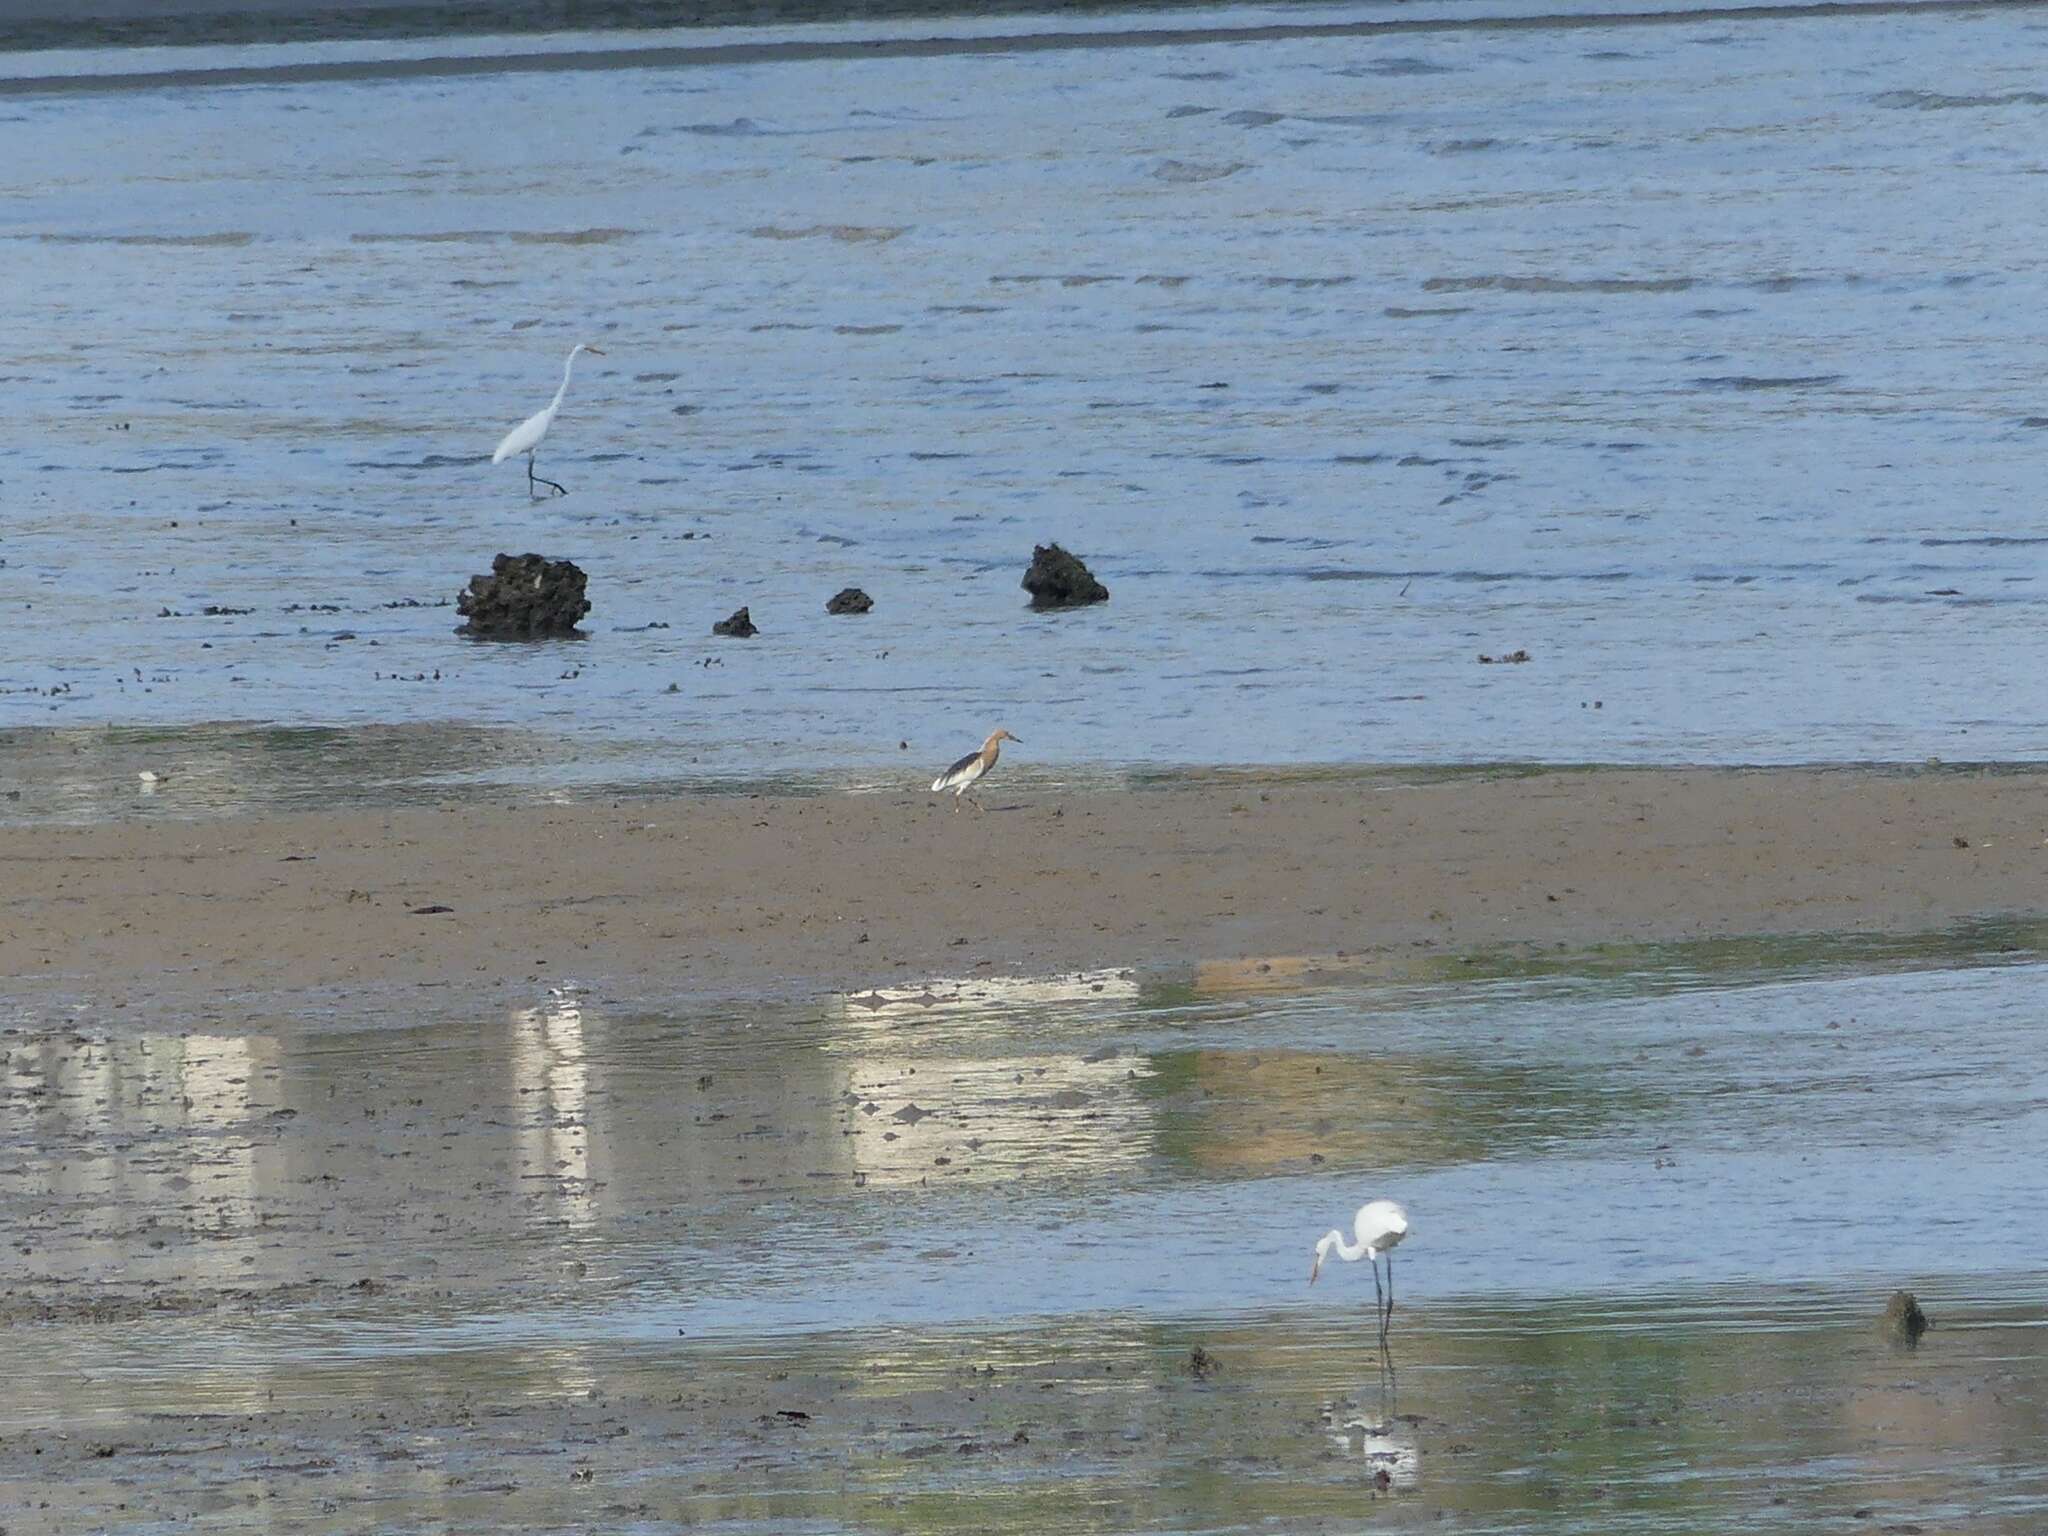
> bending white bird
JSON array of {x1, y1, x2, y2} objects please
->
[
  {"x1": 491, "y1": 342, "x2": 603, "y2": 497},
  {"x1": 1310, "y1": 1198, "x2": 1410, "y2": 1349},
  {"x1": 930, "y1": 728, "x2": 1020, "y2": 812}
]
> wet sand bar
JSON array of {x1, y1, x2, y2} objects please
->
[{"x1": 5, "y1": 764, "x2": 2045, "y2": 1017}]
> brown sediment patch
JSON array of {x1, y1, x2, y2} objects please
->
[
  {"x1": 748, "y1": 224, "x2": 910, "y2": 243},
  {"x1": 2, "y1": 766, "x2": 2046, "y2": 1023},
  {"x1": 347, "y1": 227, "x2": 636, "y2": 243},
  {"x1": 33, "y1": 231, "x2": 254, "y2": 246}
]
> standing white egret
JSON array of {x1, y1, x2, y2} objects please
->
[
  {"x1": 930, "y1": 728, "x2": 1020, "y2": 812},
  {"x1": 1310, "y1": 1198, "x2": 1410, "y2": 1349},
  {"x1": 491, "y1": 342, "x2": 604, "y2": 497}
]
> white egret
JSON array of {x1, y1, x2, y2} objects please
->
[
  {"x1": 930, "y1": 728, "x2": 1021, "y2": 812},
  {"x1": 1310, "y1": 1198, "x2": 1410, "y2": 1348},
  {"x1": 491, "y1": 342, "x2": 604, "y2": 497}
]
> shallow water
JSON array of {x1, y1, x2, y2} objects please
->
[
  {"x1": 8, "y1": 928, "x2": 2048, "y2": 1530},
  {"x1": 15, "y1": 927, "x2": 2048, "y2": 1339},
  {"x1": 6, "y1": 0, "x2": 2048, "y2": 797}
]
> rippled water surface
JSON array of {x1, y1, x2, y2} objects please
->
[{"x1": 5, "y1": 0, "x2": 2048, "y2": 794}]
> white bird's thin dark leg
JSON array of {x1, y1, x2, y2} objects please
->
[
  {"x1": 1371, "y1": 1254, "x2": 1385, "y2": 1342},
  {"x1": 1385, "y1": 1255, "x2": 1395, "y2": 1345},
  {"x1": 527, "y1": 451, "x2": 567, "y2": 498}
]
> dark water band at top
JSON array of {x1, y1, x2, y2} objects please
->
[
  {"x1": 0, "y1": 0, "x2": 1276, "y2": 54},
  {"x1": 6, "y1": 0, "x2": 2048, "y2": 91},
  {"x1": 2, "y1": 0, "x2": 1248, "y2": 54}
]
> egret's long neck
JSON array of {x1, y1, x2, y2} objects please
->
[
  {"x1": 549, "y1": 351, "x2": 580, "y2": 413},
  {"x1": 1321, "y1": 1228, "x2": 1366, "y2": 1263}
]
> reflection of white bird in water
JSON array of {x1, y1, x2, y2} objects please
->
[
  {"x1": 491, "y1": 342, "x2": 604, "y2": 497},
  {"x1": 1311, "y1": 1198, "x2": 1410, "y2": 1349},
  {"x1": 930, "y1": 728, "x2": 1021, "y2": 812},
  {"x1": 1327, "y1": 1412, "x2": 1421, "y2": 1492}
]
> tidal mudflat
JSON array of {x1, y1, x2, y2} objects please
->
[
  {"x1": 8, "y1": 935, "x2": 2048, "y2": 1530},
  {"x1": 8, "y1": 766, "x2": 2048, "y2": 1019}
]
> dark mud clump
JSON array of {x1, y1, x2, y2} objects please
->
[
  {"x1": 455, "y1": 553, "x2": 590, "y2": 639},
  {"x1": 1022, "y1": 543, "x2": 1109, "y2": 609},
  {"x1": 826, "y1": 587, "x2": 873, "y2": 615},
  {"x1": 1883, "y1": 1289, "x2": 1929, "y2": 1344},
  {"x1": 713, "y1": 606, "x2": 758, "y2": 638}
]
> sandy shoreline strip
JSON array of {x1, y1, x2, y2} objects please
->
[{"x1": 3, "y1": 765, "x2": 2045, "y2": 1020}]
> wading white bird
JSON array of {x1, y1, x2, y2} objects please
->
[
  {"x1": 930, "y1": 728, "x2": 1021, "y2": 812},
  {"x1": 1310, "y1": 1198, "x2": 1410, "y2": 1349},
  {"x1": 491, "y1": 342, "x2": 604, "y2": 497}
]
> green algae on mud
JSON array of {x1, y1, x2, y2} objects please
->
[{"x1": 7, "y1": 1299, "x2": 2047, "y2": 1534}]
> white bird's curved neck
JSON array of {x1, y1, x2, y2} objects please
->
[
  {"x1": 1321, "y1": 1228, "x2": 1367, "y2": 1263},
  {"x1": 548, "y1": 350, "x2": 581, "y2": 412}
]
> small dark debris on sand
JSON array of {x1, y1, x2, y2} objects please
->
[
  {"x1": 1022, "y1": 543, "x2": 1109, "y2": 609},
  {"x1": 712, "y1": 606, "x2": 758, "y2": 638},
  {"x1": 456, "y1": 553, "x2": 590, "y2": 639},
  {"x1": 826, "y1": 587, "x2": 873, "y2": 615},
  {"x1": 1478, "y1": 649, "x2": 1531, "y2": 664},
  {"x1": 1189, "y1": 1346, "x2": 1221, "y2": 1380},
  {"x1": 1883, "y1": 1289, "x2": 1929, "y2": 1343}
]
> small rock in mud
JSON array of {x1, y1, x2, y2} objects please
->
[
  {"x1": 1883, "y1": 1289, "x2": 1929, "y2": 1343},
  {"x1": 826, "y1": 587, "x2": 873, "y2": 615},
  {"x1": 456, "y1": 553, "x2": 591, "y2": 639},
  {"x1": 1189, "y1": 1346, "x2": 1221, "y2": 1380},
  {"x1": 712, "y1": 606, "x2": 758, "y2": 638},
  {"x1": 1022, "y1": 543, "x2": 1109, "y2": 609}
]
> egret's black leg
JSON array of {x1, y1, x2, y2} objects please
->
[
  {"x1": 527, "y1": 452, "x2": 567, "y2": 498},
  {"x1": 1371, "y1": 1255, "x2": 1386, "y2": 1344},
  {"x1": 1385, "y1": 1255, "x2": 1396, "y2": 1344}
]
